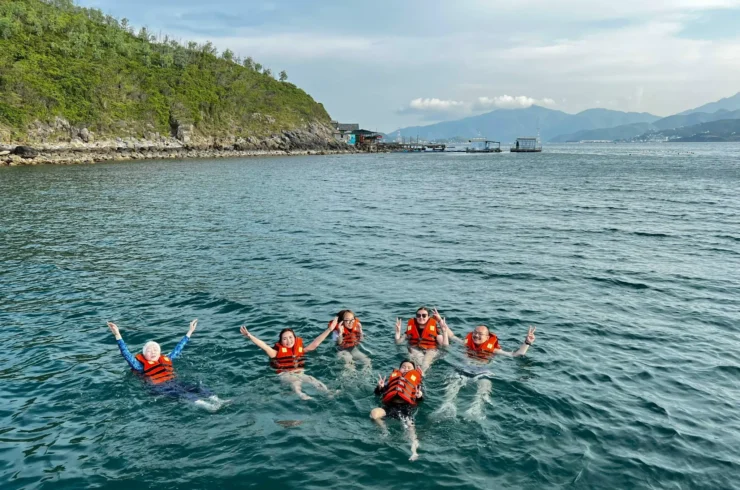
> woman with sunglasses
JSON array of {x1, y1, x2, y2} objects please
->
[
  {"x1": 239, "y1": 321, "x2": 336, "y2": 400},
  {"x1": 332, "y1": 309, "x2": 372, "y2": 372},
  {"x1": 395, "y1": 306, "x2": 449, "y2": 373}
]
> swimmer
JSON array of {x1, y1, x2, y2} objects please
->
[
  {"x1": 370, "y1": 360, "x2": 425, "y2": 461},
  {"x1": 332, "y1": 310, "x2": 371, "y2": 372},
  {"x1": 394, "y1": 306, "x2": 449, "y2": 373},
  {"x1": 438, "y1": 324, "x2": 536, "y2": 420},
  {"x1": 106, "y1": 320, "x2": 227, "y2": 412},
  {"x1": 240, "y1": 322, "x2": 336, "y2": 400}
]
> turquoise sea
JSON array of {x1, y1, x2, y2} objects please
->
[{"x1": 1, "y1": 144, "x2": 739, "y2": 489}]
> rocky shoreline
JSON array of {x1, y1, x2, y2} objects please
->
[{"x1": 0, "y1": 120, "x2": 359, "y2": 166}]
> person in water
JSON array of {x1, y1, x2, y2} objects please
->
[
  {"x1": 240, "y1": 322, "x2": 336, "y2": 400},
  {"x1": 106, "y1": 320, "x2": 227, "y2": 412},
  {"x1": 438, "y1": 324, "x2": 536, "y2": 419},
  {"x1": 395, "y1": 306, "x2": 449, "y2": 373},
  {"x1": 371, "y1": 360, "x2": 424, "y2": 461},
  {"x1": 332, "y1": 309, "x2": 371, "y2": 372}
]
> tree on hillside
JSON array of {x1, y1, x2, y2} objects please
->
[
  {"x1": 221, "y1": 48, "x2": 234, "y2": 62},
  {"x1": 243, "y1": 56, "x2": 254, "y2": 70},
  {"x1": 279, "y1": 70, "x2": 288, "y2": 82},
  {"x1": 263, "y1": 68, "x2": 272, "y2": 78},
  {"x1": 254, "y1": 62, "x2": 263, "y2": 72}
]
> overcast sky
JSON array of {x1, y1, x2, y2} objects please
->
[{"x1": 77, "y1": 0, "x2": 740, "y2": 132}]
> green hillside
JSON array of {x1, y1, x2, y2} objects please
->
[{"x1": 0, "y1": 0, "x2": 331, "y2": 143}]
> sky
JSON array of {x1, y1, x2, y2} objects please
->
[{"x1": 77, "y1": 0, "x2": 740, "y2": 133}]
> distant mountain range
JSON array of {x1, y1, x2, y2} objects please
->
[
  {"x1": 632, "y1": 118, "x2": 740, "y2": 142},
  {"x1": 389, "y1": 92, "x2": 740, "y2": 143},
  {"x1": 550, "y1": 108, "x2": 740, "y2": 142},
  {"x1": 390, "y1": 106, "x2": 659, "y2": 143}
]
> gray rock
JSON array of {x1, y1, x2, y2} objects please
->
[
  {"x1": 12, "y1": 146, "x2": 39, "y2": 159},
  {"x1": 79, "y1": 128, "x2": 91, "y2": 143}
]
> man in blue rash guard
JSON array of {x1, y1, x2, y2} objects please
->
[{"x1": 106, "y1": 319, "x2": 227, "y2": 412}]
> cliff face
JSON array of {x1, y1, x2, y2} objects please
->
[{"x1": 0, "y1": 0, "x2": 350, "y2": 163}]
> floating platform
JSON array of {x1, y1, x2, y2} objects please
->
[{"x1": 510, "y1": 137, "x2": 542, "y2": 152}]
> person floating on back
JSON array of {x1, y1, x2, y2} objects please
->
[
  {"x1": 240, "y1": 321, "x2": 335, "y2": 400},
  {"x1": 395, "y1": 306, "x2": 449, "y2": 373},
  {"x1": 332, "y1": 309, "x2": 372, "y2": 373},
  {"x1": 437, "y1": 324, "x2": 536, "y2": 420},
  {"x1": 370, "y1": 360, "x2": 425, "y2": 461},
  {"x1": 106, "y1": 319, "x2": 227, "y2": 412}
]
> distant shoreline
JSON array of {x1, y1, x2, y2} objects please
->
[{"x1": 0, "y1": 145, "x2": 359, "y2": 167}]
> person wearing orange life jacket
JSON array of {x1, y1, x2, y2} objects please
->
[
  {"x1": 394, "y1": 306, "x2": 449, "y2": 373},
  {"x1": 331, "y1": 309, "x2": 372, "y2": 372},
  {"x1": 435, "y1": 324, "x2": 536, "y2": 420},
  {"x1": 240, "y1": 321, "x2": 336, "y2": 400},
  {"x1": 370, "y1": 360, "x2": 425, "y2": 461},
  {"x1": 106, "y1": 320, "x2": 227, "y2": 412}
]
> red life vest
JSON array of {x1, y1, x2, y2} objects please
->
[
  {"x1": 135, "y1": 353, "x2": 175, "y2": 384},
  {"x1": 382, "y1": 368, "x2": 423, "y2": 406},
  {"x1": 331, "y1": 318, "x2": 362, "y2": 349},
  {"x1": 464, "y1": 332, "x2": 500, "y2": 360},
  {"x1": 271, "y1": 337, "x2": 305, "y2": 373},
  {"x1": 406, "y1": 318, "x2": 439, "y2": 350}
]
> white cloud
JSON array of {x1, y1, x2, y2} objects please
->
[
  {"x1": 474, "y1": 95, "x2": 556, "y2": 110},
  {"x1": 408, "y1": 98, "x2": 466, "y2": 111}
]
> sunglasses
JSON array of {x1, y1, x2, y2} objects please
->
[
  {"x1": 416, "y1": 313, "x2": 428, "y2": 318},
  {"x1": 342, "y1": 318, "x2": 355, "y2": 323}
]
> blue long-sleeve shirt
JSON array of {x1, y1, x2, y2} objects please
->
[{"x1": 116, "y1": 336, "x2": 190, "y2": 372}]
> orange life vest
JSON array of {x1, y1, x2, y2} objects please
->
[
  {"x1": 271, "y1": 337, "x2": 305, "y2": 372},
  {"x1": 135, "y1": 353, "x2": 175, "y2": 384},
  {"x1": 382, "y1": 368, "x2": 423, "y2": 406},
  {"x1": 331, "y1": 318, "x2": 362, "y2": 349},
  {"x1": 464, "y1": 332, "x2": 500, "y2": 360},
  {"x1": 406, "y1": 318, "x2": 439, "y2": 350}
]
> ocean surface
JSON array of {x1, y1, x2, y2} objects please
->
[{"x1": 1, "y1": 144, "x2": 739, "y2": 489}]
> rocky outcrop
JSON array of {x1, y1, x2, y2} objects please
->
[{"x1": 0, "y1": 120, "x2": 358, "y2": 166}]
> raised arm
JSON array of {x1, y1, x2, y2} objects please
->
[
  {"x1": 305, "y1": 319, "x2": 337, "y2": 352},
  {"x1": 169, "y1": 318, "x2": 198, "y2": 359},
  {"x1": 240, "y1": 326, "x2": 278, "y2": 358},
  {"x1": 494, "y1": 326, "x2": 536, "y2": 358},
  {"x1": 435, "y1": 312, "x2": 451, "y2": 346},
  {"x1": 333, "y1": 317, "x2": 343, "y2": 345},
  {"x1": 394, "y1": 318, "x2": 405, "y2": 344},
  {"x1": 107, "y1": 322, "x2": 143, "y2": 371}
]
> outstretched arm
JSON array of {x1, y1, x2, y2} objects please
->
[
  {"x1": 107, "y1": 322, "x2": 143, "y2": 371},
  {"x1": 305, "y1": 319, "x2": 337, "y2": 352},
  {"x1": 169, "y1": 319, "x2": 197, "y2": 360},
  {"x1": 494, "y1": 326, "x2": 536, "y2": 358},
  {"x1": 240, "y1": 326, "x2": 278, "y2": 358}
]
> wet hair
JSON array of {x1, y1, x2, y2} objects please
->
[
  {"x1": 415, "y1": 306, "x2": 429, "y2": 315},
  {"x1": 475, "y1": 325, "x2": 491, "y2": 335},
  {"x1": 278, "y1": 328, "x2": 296, "y2": 344},
  {"x1": 399, "y1": 359, "x2": 416, "y2": 369},
  {"x1": 142, "y1": 341, "x2": 161, "y2": 356},
  {"x1": 338, "y1": 309, "x2": 356, "y2": 320}
]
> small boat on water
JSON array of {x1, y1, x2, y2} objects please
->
[{"x1": 510, "y1": 137, "x2": 542, "y2": 152}]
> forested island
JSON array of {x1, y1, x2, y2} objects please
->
[{"x1": 0, "y1": 0, "x2": 353, "y2": 165}]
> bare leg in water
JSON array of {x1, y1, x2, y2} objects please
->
[
  {"x1": 464, "y1": 378, "x2": 492, "y2": 420},
  {"x1": 420, "y1": 349, "x2": 439, "y2": 373},
  {"x1": 434, "y1": 374, "x2": 466, "y2": 419},
  {"x1": 338, "y1": 350, "x2": 355, "y2": 371},
  {"x1": 351, "y1": 348, "x2": 372, "y2": 372},
  {"x1": 402, "y1": 416, "x2": 420, "y2": 461}
]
